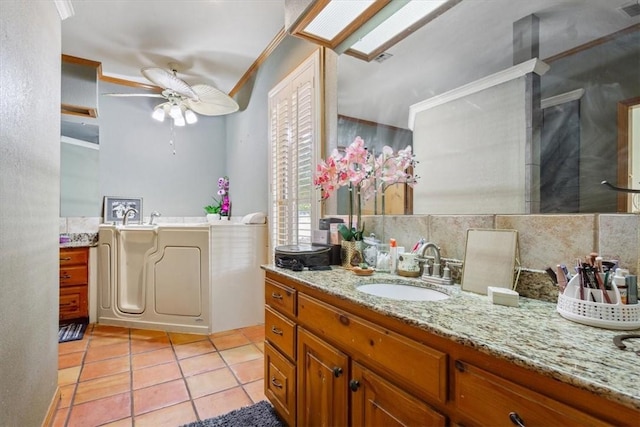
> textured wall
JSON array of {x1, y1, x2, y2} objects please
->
[
  {"x1": 225, "y1": 35, "x2": 318, "y2": 217},
  {"x1": 0, "y1": 1, "x2": 61, "y2": 425}
]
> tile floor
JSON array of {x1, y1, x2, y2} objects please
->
[{"x1": 54, "y1": 323, "x2": 267, "y2": 427}]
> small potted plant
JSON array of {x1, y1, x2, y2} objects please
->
[{"x1": 204, "y1": 176, "x2": 231, "y2": 222}]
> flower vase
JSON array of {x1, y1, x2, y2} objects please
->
[
  {"x1": 206, "y1": 214, "x2": 221, "y2": 223},
  {"x1": 341, "y1": 240, "x2": 364, "y2": 269}
]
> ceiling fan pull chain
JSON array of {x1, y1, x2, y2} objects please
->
[{"x1": 169, "y1": 121, "x2": 177, "y2": 155}]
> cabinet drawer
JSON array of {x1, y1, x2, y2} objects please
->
[
  {"x1": 264, "y1": 341, "x2": 296, "y2": 427},
  {"x1": 60, "y1": 265, "x2": 88, "y2": 286},
  {"x1": 298, "y1": 294, "x2": 447, "y2": 404},
  {"x1": 265, "y1": 306, "x2": 296, "y2": 360},
  {"x1": 60, "y1": 285, "x2": 88, "y2": 320},
  {"x1": 265, "y1": 279, "x2": 296, "y2": 318},
  {"x1": 454, "y1": 361, "x2": 609, "y2": 427},
  {"x1": 60, "y1": 248, "x2": 88, "y2": 266}
]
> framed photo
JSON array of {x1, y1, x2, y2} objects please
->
[{"x1": 103, "y1": 196, "x2": 142, "y2": 224}]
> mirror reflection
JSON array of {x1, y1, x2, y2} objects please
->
[{"x1": 337, "y1": 0, "x2": 639, "y2": 215}]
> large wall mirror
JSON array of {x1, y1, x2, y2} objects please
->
[{"x1": 335, "y1": 0, "x2": 639, "y2": 215}]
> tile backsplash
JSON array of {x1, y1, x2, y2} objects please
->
[{"x1": 62, "y1": 213, "x2": 638, "y2": 302}]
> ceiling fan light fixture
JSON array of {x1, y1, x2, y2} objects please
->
[
  {"x1": 184, "y1": 108, "x2": 198, "y2": 124},
  {"x1": 152, "y1": 105, "x2": 166, "y2": 122},
  {"x1": 169, "y1": 104, "x2": 183, "y2": 120},
  {"x1": 174, "y1": 115, "x2": 186, "y2": 127}
]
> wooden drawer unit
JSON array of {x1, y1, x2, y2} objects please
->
[
  {"x1": 60, "y1": 285, "x2": 88, "y2": 321},
  {"x1": 264, "y1": 341, "x2": 296, "y2": 427},
  {"x1": 297, "y1": 293, "x2": 448, "y2": 404},
  {"x1": 265, "y1": 279, "x2": 296, "y2": 318},
  {"x1": 265, "y1": 306, "x2": 296, "y2": 360},
  {"x1": 59, "y1": 247, "x2": 89, "y2": 321},
  {"x1": 454, "y1": 360, "x2": 610, "y2": 427}
]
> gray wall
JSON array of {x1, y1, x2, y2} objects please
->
[
  {"x1": 225, "y1": 35, "x2": 318, "y2": 216},
  {"x1": 61, "y1": 141, "x2": 100, "y2": 216},
  {"x1": 99, "y1": 81, "x2": 227, "y2": 218},
  {"x1": 541, "y1": 31, "x2": 640, "y2": 213},
  {"x1": 0, "y1": 1, "x2": 61, "y2": 425}
]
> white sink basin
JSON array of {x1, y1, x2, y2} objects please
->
[{"x1": 357, "y1": 283, "x2": 449, "y2": 301}]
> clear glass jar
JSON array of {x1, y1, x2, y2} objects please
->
[{"x1": 376, "y1": 244, "x2": 391, "y2": 272}]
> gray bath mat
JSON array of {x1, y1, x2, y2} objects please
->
[
  {"x1": 58, "y1": 322, "x2": 88, "y2": 343},
  {"x1": 182, "y1": 400, "x2": 283, "y2": 427}
]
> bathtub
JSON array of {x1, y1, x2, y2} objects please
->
[{"x1": 97, "y1": 224, "x2": 211, "y2": 334}]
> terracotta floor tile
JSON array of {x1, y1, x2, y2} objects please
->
[
  {"x1": 174, "y1": 339, "x2": 216, "y2": 359},
  {"x1": 91, "y1": 324, "x2": 130, "y2": 338},
  {"x1": 89, "y1": 335, "x2": 130, "y2": 348},
  {"x1": 58, "y1": 366, "x2": 81, "y2": 386},
  {"x1": 254, "y1": 341, "x2": 265, "y2": 353},
  {"x1": 51, "y1": 406, "x2": 69, "y2": 427},
  {"x1": 179, "y1": 352, "x2": 226, "y2": 377},
  {"x1": 74, "y1": 372, "x2": 131, "y2": 405},
  {"x1": 185, "y1": 367, "x2": 238, "y2": 399},
  {"x1": 241, "y1": 324, "x2": 265, "y2": 342},
  {"x1": 67, "y1": 391, "x2": 131, "y2": 427},
  {"x1": 219, "y1": 344, "x2": 263, "y2": 365},
  {"x1": 130, "y1": 328, "x2": 168, "y2": 339},
  {"x1": 209, "y1": 329, "x2": 241, "y2": 339},
  {"x1": 243, "y1": 379, "x2": 267, "y2": 404},
  {"x1": 58, "y1": 338, "x2": 89, "y2": 355},
  {"x1": 133, "y1": 378, "x2": 189, "y2": 416},
  {"x1": 130, "y1": 335, "x2": 172, "y2": 354},
  {"x1": 80, "y1": 355, "x2": 130, "y2": 381},
  {"x1": 169, "y1": 332, "x2": 208, "y2": 345},
  {"x1": 211, "y1": 332, "x2": 251, "y2": 351},
  {"x1": 102, "y1": 418, "x2": 133, "y2": 427},
  {"x1": 59, "y1": 351, "x2": 84, "y2": 369},
  {"x1": 59, "y1": 383, "x2": 76, "y2": 409},
  {"x1": 84, "y1": 341, "x2": 130, "y2": 363},
  {"x1": 132, "y1": 347, "x2": 176, "y2": 370},
  {"x1": 230, "y1": 358, "x2": 264, "y2": 384},
  {"x1": 193, "y1": 386, "x2": 252, "y2": 420},
  {"x1": 133, "y1": 361, "x2": 182, "y2": 390},
  {"x1": 134, "y1": 401, "x2": 197, "y2": 427}
]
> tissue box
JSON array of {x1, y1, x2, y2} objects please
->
[{"x1": 487, "y1": 286, "x2": 519, "y2": 307}]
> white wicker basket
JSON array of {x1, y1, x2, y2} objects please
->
[{"x1": 557, "y1": 274, "x2": 640, "y2": 330}]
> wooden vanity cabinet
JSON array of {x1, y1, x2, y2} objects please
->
[
  {"x1": 453, "y1": 360, "x2": 610, "y2": 427},
  {"x1": 264, "y1": 271, "x2": 638, "y2": 427},
  {"x1": 59, "y1": 247, "x2": 89, "y2": 321}
]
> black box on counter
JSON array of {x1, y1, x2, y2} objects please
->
[
  {"x1": 313, "y1": 243, "x2": 342, "y2": 265},
  {"x1": 319, "y1": 217, "x2": 344, "y2": 230}
]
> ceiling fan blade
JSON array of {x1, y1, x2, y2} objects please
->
[
  {"x1": 102, "y1": 93, "x2": 166, "y2": 98},
  {"x1": 185, "y1": 84, "x2": 239, "y2": 116},
  {"x1": 141, "y1": 67, "x2": 198, "y2": 100}
]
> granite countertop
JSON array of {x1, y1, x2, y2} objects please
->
[
  {"x1": 60, "y1": 233, "x2": 98, "y2": 248},
  {"x1": 262, "y1": 265, "x2": 640, "y2": 412}
]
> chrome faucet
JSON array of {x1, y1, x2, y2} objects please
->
[
  {"x1": 149, "y1": 211, "x2": 161, "y2": 225},
  {"x1": 122, "y1": 207, "x2": 138, "y2": 225},
  {"x1": 418, "y1": 242, "x2": 442, "y2": 277},
  {"x1": 417, "y1": 242, "x2": 452, "y2": 285}
]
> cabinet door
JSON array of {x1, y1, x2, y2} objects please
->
[
  {"x1": 454, "y1": 360, "x2": 610, "y2": 427},
  {"x1": 297, "y1": 327, "x2": 348, "y2": 427},
  {"x1": 60, "y1": 285, "x2": 88, "y2": 320},
  {"x1": 264, "y1": 342, "x2": 296, "y2": 427},
  {"x1": 351, "y1": 362, "x2": 446, "y2": 427}
]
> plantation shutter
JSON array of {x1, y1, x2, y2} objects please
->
[{"x1": 268, "y1": 50, "x2": 321, "y2": 249}]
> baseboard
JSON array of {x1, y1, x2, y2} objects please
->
[{"x1": 41, "y1": 387, "x2": 61, "y2": 427}]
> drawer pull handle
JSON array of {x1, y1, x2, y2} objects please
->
[
  {"x1": 509, "y1": 412, "x2": 525, "y2": 427},
  {"x1": 271, "y1": 292, "x2": 283, "y2": 300},
  {"x1": 333, "y1": 367, "x2": 343, "y2": 378},
  {"x1": 60, "y1": 257, "x2": 72, "y2": 261},
  {"x1": 349, "y1": 379, "x2": 360, "y2": 392},
  {"x1": 270, "y1": 326, "x2": 283, "y2": 336},
  {"x1": 270, "y1": 377, "x2": 283, "y2": 389},
  {"x1": 60, "y1": 275, "x2": 72, "y2": 279},
  {"x1": 60, "y1": 302, "x2": 73, "y2": 307}
]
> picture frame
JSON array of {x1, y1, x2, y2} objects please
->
[{"x1": 103, "y1": 196, "x2": 143, "y2": 224}]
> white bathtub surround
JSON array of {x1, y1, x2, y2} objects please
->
[{"x1": 209, "y1": 222, "x2": 269, "y2": 333}]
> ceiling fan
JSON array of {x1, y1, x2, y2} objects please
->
[{"x1": 104, "y1": 63, "x2": 239, "y2": 126}]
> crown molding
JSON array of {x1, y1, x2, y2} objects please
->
[{"x1": 54, "y1": 0, "x2": 74, "y2": 20}]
